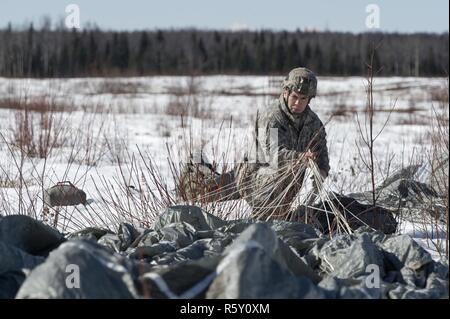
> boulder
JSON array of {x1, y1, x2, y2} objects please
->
[
  {"x1": 153, "y1": 205, "x2": 226, "y2": 231},
  {"x1": 16, "y1": 239, "x2": 140, "y2": 299},
  {"x1": 43, "y1": 182, "x2": 87, "y2": 207},
  {"x1": 0, "y1": 215, "x2": 64, "y2": 256},
  {"x1": 0, "y1": 242, "x2": 45, "y2": 298},
  {"x1": 206, "y1": 244, "x2": 325, "y2": 298}
]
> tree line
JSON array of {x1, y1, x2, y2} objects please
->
[{"x1": 0, "y1": 24, "x2": 448, "y2": 77}]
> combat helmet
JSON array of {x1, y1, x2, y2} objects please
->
[{"x1": 282, "y1": 67, "x2": 317, "y2": 97}]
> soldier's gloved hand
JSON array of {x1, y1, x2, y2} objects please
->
[{"x1": 299, "y1": 150, "x2": 317, "y2": 163}]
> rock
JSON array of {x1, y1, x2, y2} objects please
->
[
  {"x1": 318, "y1": 276, "x2": 382, "y2": 299},
  {"x1": 0, "y1": 242, "x2": 44, "y2": 274},
  {"x1": 94, "y1": 223, "x2": 140, "y2": 252},
  {"x1": 117, "y1": 223, "x2": 140, "y2": 251},
  {"x1": 0, "y1": 242, "x2": 45, "y2": 298},
  {"x1": 206, "y1": 244, "x2": 325, "y2": 298},
  {"x1": 388, "y1": 273, "x2": 449, "y2": 299},
  {"x1": 97, "y1": 233, "x2": 122, "y2": 253},
  {"x1": 16, "y1": 239, "x2": 140, "y2": 299},
  {"x1": 349, "y1": 163, "x2": 443, "y2": 211},
  {"x1": 0, "y1": 215, "x2": 64, "y2": 256},
  {"x1": 132, "y1": 230, "x2": 160, "y2": 248},
  {"x1": 0, "y1": 271, "x2": 27, "y2": 299},
  {"x1": 43, "y1": 182, "x2": 87, "y2": 207},
  {"x1": 302, "y1": 193, "x2": 398, "y2": 234},
  {"x1": 312, "y1": 232, "x2": 385, "y2": 279},
  {"x1": 6, "y1": 207, "x2": 446, "y2": 299},
  {"x1": 128, "y1": 242, "x2": 177, "y2": 260},
  {"x1": 269, "y1": 220, "x2": 320, "y2": 254},
  {"x1": 151, "y1": 240, "x2": 210, "y2": 265},
  {"x1": 156, "y1": 222, "x2": 198, "y2": 249},
  {"x1": 223, "y1": 223, "x2": 321, "y2": 283},
  {"x1": 380, "y1": 234, "x2": 433, "y2": 271},
  {"x1": 138, "y1": 257, "x2": 220, "y2": 299},
  {"x1": 66, "y1": 227, "x2": 113, "y2": 241},
  {"x1": 196, "y1": 229, "x2": 225, "y2": 239},
  {"x1": 216, "y1": 219, "x2": 254, "y2": 234},
  {"x1": 153, "y1": 205, "x2": 226, "y2": 231}
]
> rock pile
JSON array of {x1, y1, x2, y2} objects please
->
[{"x1": 1, "y1": 205, "x2": 447, "y2": 299}]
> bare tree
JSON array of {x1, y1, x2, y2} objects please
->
[{"x1": 355, "y1": 43, "x2": 396, "y2": 207}]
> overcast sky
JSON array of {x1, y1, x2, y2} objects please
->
[{"x1": 1, "y1": 0, "x2": 449, "y2": 33}]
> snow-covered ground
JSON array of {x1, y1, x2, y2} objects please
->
[{"x1": 0, "y1": 75, "x2": 448, "y2": 259}]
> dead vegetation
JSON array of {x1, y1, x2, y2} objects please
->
[{"x1": 0, "y1": 75, "x2": 448, "y2": 258}]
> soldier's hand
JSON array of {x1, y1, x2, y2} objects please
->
[{"x1": 301, "y1": 150, "x2": 317, "y2": 163}]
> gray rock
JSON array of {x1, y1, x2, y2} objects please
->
[
  {"x1": 133, "y1": 230, "x2": 160, "y2": 247},
  {"x1": 388, "y1": 273, "x2": 449, "y2": 299},
  {"x1": 269, "y1": 220, "x2": 320, "y2": 254},
  {"x1": 0, "y1": 242, "x2": 45, "y2": 274},
  {"x1": 0, "y1": 271, "x2": 27, "y2": 299},
  {"x1": 224, "y1": 223, "x2": 321, "y2": 283},
  {"x1": 431, "y1": 259, "x2": 449, "y2": 280},
  {"x1": 16, "y1": 239, "x2": 140, "y2": 299},
  {"x1": 117, "y1": 223, "x2": 140, "y2": 251},
  {"x1": 44, "y1": 182, "x2": 87, "y2": 207},
  {"x1": 153, "y1": 205, "x2": 226, "y2": 231},
  {"x1": 0, "y1": 215, "x2": 64, "y2": 256},
  {"x1": 206, "y1": 245, "x2": 325, "y2": 298},
  {"x1": 97, "y1": 233, "x2": 122, "y2": 253},
  {"x1": 216, "y1": 219, "x2": 254, "y2": 234},
  {"x1": 156, "y1": 222, "x2": 197, "y2": 249},
  {"x1": 151, "y1": 239, "x2": 214, "y2": 265},
  {"x1": 350, "y1": 163, "x2": 442, "y2": 211},
  {"x1": 66, "y1": 227, "x2": 113, "y2": 241},
  {"x1": 310, "y1": 194, "x2": 398, "y2": 234},
  {"x1": 380, "y1": 234, "x2": 433, "y2": 271},
  {"x1": 196, "y1": 229, "x2": 225, "y2": 239},
  {"x1": 0, "y1": 242, "x2": 45, "y2": 298},
  {"x1": 128, "y1": 242, "x2": 177, "y2": 260},
  {"x1": 316, "y1": 233, "x2": 385, "y2": 279},
  {"x1": 319, "y1": 276, "x2": 382, "y2": 299},
  {"x1": 138, "y1": 257, "x2": 220, "y2": 299}
]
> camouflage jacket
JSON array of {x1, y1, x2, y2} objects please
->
[{"x1": 242, "y1": 95, "x2": 330, "y2": 175}]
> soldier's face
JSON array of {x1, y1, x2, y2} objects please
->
[{"x1": 284, "y1": 90, "x2": 309, "y2": 113}]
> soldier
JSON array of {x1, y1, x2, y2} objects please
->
[
  {"x1": 177, "y1": 67, "x2": 330, "y2": 221},
  {"x1": 234, "y1": 67, "x2": 329, "y2": 220}
]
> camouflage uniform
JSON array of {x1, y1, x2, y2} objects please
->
[
  {"x1": 178, "y1": 68, "x2": 330, "y2": 220},
  {"x1": 235, "y1": 101, "x2": 329, "y2": 219}
]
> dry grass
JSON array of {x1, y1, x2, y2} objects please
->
[
  {"x1": 0, "y1": 96, "x2": 71, "y2": 112},
  {"x1": 0, "y1": 75, "x2": 447, "y2": 254},
  {"x1": 163, "y1": 77, "x2": 214, "y2": 119},
  {"x1": 2, "y1": 95, "x2": 73, "y2": 159},
  {"x1": 330, "y1": 103, "x2": 357, "y2": 118},
  {"x1": 96, "y1": 80, "x2": 143, "y2": 95},
  {"x1": 396, "y1": 81, "x2": 449, "y2": 258},
  {"x1": 426, "y1": 99, "x2": 449, "y2": 257},
  {"x1": 429, "y1": 85, "x2": 449, "y2": 103}
]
